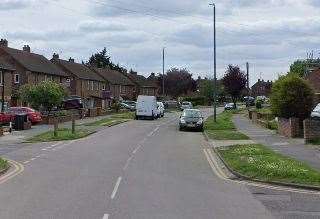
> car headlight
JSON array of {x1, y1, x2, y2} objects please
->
[
  {"x1": 180, "y1": 118, "x2": 186, "y2": 123},
  {"x1": 197, "y1": 118, "x2": 203, "y2": 125}
]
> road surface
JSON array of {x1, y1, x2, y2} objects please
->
[{"x1": 0, "y1": 108, "x2": 319, "y2": 219}]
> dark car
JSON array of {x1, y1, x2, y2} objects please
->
[
  {"x1": 62, "y1": 96, "x2": 84, "y2": 110},
  {"x1": 224, "y1": 103, "x2": 236, "y2": 110},
  {"x1": 179, "y1": 109, "x2": 204, "y2": 131}
]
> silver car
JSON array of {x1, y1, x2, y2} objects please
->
[
  {"x1": 180, "y1": 101, "x2": 193, "y2": 111},
  {"x1": 311, "y1": 103, "x2": 320, "y2": 118}
]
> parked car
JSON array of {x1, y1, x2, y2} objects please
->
[
  {"x1": 311, "y1": 103, "x2": 320, "y2": 118},
  {"x1": 244, "y1": 96, "x2": 255, "y2": 106},
  {"x1": 62, "y1": 96, "x2": 84, "y2": 110},
  {"x1": 10, "y1": 107, "x2": 42, "y2": 124},
  {"x1": 164, "y1": 100, "x2": 179, "y2": 109},
  {"x1": 157, "y1": 102, "x2": 165, "y2": 118},
  {"x1": 224, "y1": 103, "x2": 236, "y2": 110},
  {"x1": 179, "y1": 109, "x2": 204, "y2": 131},
  {"x1": 120, "y1": 102, "x2": 135, "y2": 111},
  {"x1": 180, "y1": 101, "x2": 193, "y2": 111},
  {"x1": 0, "y1": 111, "x2": 14, "y2": 125},
  {"x1": 135, "y1": 95, "x2": 158, "y2": 120}
]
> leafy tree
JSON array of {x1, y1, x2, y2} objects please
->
[
  {"x1": 270, "y1": 75, "x2": 314, "y2": 119},
  {"x1": 289, "y1": 59, "x2": 320, "y2": 77},
  {"x1": 198, "y1": 77, "x2": 225, "y2": 104},
  {"x1": 158, "y1": 68, "x2": 197, "y2": 98},
  {"x1": 19, "y1": 81, "x2": 66, "y2": 114},
  {"x1": 222, "y1": 65, "x2": 247, "y2": 106}
]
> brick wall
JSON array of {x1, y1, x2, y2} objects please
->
[
  {"x1": 278, "y1": 117, "x2": 301, "y2": 138},
  {"x1": 304, "y1": 119, "x2": 320, "y2": 142},
  {"x1": 0, "y1": 70, "x2": 13, "y2": 102}
]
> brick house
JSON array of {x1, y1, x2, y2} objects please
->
[
  {"x1": 51, "y1": 54, "x2": 108, "y2": 109},
  {"x1": 92, "y1": 67, "x2": 135, "y2": 101},
  {"x1": 125, "y1": 71, "x2": 158, "y2": 97},
  {"x1": 0, "y1": 57, "x2": 15, "y2": 110},
  {"x1": 305, "y1": 68, "x2": 320, "y2": 103},
  {"x1": 0, "y1": 39, "x2": 70, "y2": 106},
  {"x1": 251, "y1": 79, "x2": 273, "y2": 97}
]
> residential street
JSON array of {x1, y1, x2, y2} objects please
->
[{"x1": 0, "y1": 109, "x2": 318, "y2": 219}]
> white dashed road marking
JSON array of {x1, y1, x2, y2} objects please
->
[{"x1": 111, "y1": 177, "x2": 122, "y2": 200}]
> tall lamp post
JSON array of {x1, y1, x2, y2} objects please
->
[
  {"x1": 1, "y1": 71, "x2": 4, "y2": 113},
  {"x1": 162, "y1": 47, "x2": 165, "y2": 96},
  {"x1": 210, "y1": 2, "x2": 217, "y2": 122}
]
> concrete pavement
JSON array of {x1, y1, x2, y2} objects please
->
[{"x1": 0, "y1": 109, "x2": 318, "y2": 218}]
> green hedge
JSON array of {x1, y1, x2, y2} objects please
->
[{"x1": 183, "y1": 96, "x2": 208, "y2": 106}]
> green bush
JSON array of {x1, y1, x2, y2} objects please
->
[
  {"x1": 255, "y1": 99, "x2": 263, "y2": 109},
  {"x1": 270, "y1": 75, "x2": 314, "y2": 119},
  {"x1": 184, "y1": 96, "x2": 207, "y2": 106}
]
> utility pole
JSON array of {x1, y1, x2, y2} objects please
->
[
  {"x1": 1, "y1": 71, "x2": 4, "y2": 113},
  {"x1": 210, "y1": 2, "x2": 217, "y2": 122},
  {"x1": 246, "y1": 62, "x2": 249, "y2": 108},
  {"x1": 162, "y1": 47, "x2": 165, "y2": 96}
]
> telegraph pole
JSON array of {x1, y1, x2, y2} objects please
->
[
  {"x1": 246, "y1": 62, "x2": 249, "y2": 108},
  {"x1": 1, "y1": 71, "x2": 4, "y2": 113},
  {"x1": 210, "y1": 2, "x2": 217, "y2": 122},
  {"x1": 162, "y1": 47, "x2": 165, "y2": 96}
]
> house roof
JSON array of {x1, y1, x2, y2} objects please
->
[
  {"x1": 125, "y1": 73, "x2": 157, "y2": 88},
  {"x1": 92, "y1": 68, "x2": 134, "y2": 86},
  {"x1": 53, "y1": 59, "x2": 105, "y2": 82},
  {"x1": 0, "y1": 46, "x2": 67, "y2": 76},
  {"x1": 0, "y1": 57, "x2": 15, "y2": 71}
]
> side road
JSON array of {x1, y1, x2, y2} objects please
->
[{"x1": 233, "y1": 115, "x2": 320, "y2": 171}]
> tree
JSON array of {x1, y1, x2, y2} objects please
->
[
  {"x1": 222, "y1": 65, "x2": 247, "y2": 106},
  {"x1": 19, "y1": 81, "x2": 66, "y2": 114},
  {"x1": 270, "y1": 75, "x2": 314, "y2": 120},
  {"x1": 198, "y1": 77, "x2": 225, "y2": 104},
  {"x1": 158, "y1": 68, "x2": 197, "y2": 98},
  {"x1": 289, "y1": 59, "x2": 320, "y2": 77}
]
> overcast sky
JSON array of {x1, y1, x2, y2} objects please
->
[{"x1": 1, "y1": 0, "x2": 319, "y2": 84}]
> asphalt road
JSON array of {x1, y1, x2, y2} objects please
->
[{"x1": 0, "y1": 108, "x2": 318, "y2": 219}]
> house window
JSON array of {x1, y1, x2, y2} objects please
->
[
  {"x1": 96, "y1": 82, "x2": 99, "y2": 91},
  {"x1": 14, "y1": 74, "x2": 20, "y2": 84},
  {"x1": 91, "y1": 81, "x2": 94, "y2": 91},
  {"x1": 0, "y1": 71, "x2": 3, "y2": 86},
  {"x1": 87, "y1": 81, "x2": 90, "y2": 91},
  {"x1": 120, "y1": 85, "x2": 126, "y2": 94},
  {"x1": 102, "y1": 84, "x2": 106, "y2": 91}
]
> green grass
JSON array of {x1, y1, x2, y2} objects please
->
[
  {"x1": 308, "y1": 139, "x2": 320, "y2": 145},
  {"x1": 206, "y1": 130, "x2": 250, "y2": 140},
  {"x1": 218, "y1": 144, "x2": 320, "y2": 186},
  {"x1": 256, "y1": 108, "x2": 272, "y2": 114},
  {"x1": 0, "y1": 158, "x2": 9, "y2": 172},
  {"x1": 85, "y1": 112, "x2": 134, "y2": 126},
  {"x1": 27, "y1": 128, "x2": 95, "y2": 143},
  {"x1": 268, "y1": 120, "x2": 278, "y2": 130}
]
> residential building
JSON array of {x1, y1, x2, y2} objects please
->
[
  {"x1": 51, "y1": 54, "x2": 108, "y2": 109},
  {"x1": 305, "y1": 68, "x2": 320, "y2": 102},
  {"x1": 251, "y1": 79, "x2": 273, "y2": 97},
  {"x1": 125, "y1": 71, "x2": 158, "y2": 97},
  {"x1": 0, "y1": 57, "x2": 15, "y2": 110},
  {"x1": 92, "y1": 67, "x2": 135, "y2": 101},
  {"x1": 0, "y1": 39, "x2": 70, "y2": 106}
]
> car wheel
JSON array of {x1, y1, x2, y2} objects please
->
[{"x1": 179, "y1": 126, "x2": 183, "y2": 131}]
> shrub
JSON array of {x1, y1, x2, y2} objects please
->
[
  {"x1": 255, "y1": 99, "x2": 263, "y2": 109},
  {"x1": 184, "y1": 96, "x2": 207, "y2": 106},
  {"x1": 270, "y1": 75, "x2": 314, "y2": 119}
]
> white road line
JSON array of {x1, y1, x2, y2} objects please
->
[
  {"x1": 41, "y1": 148, "x2": 47, "y2": 151},
  {"x1": 132, "y1": 145, "x2": 142, "y2": 154},
  {"x1": 51, "y1": 142, "x2": 63, "y2": 147},
  {"x1": 36, "y1": 155, "x2": 41, "y2": 158},
  {"x1": 123, "y1": 156, "x2": 133, "y2": 170},
  {"x1": 111, "y1": 177, "x2": 122, "y2": 199},
  {"x1": 102, "y1": 214, "x2": 109, "y2": 219},
  {"x1": 23, "y1": 161, "x2": 30, "y2": 164},
  {"x1": 30, "y1": 158, "x2": 36, "y2": 161}
]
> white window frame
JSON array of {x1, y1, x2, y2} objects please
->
[
  {"x1": 0, "y1": 71, "x2": 3, "y2": 86},
  {"x1": 91, "y1": 81, "x2": 94, "y2": 91},
  {"x1": 14, "y1": 73, "x2": 20, "y2": 84},
  {"x1": 102, "y1": 84, "x2": 106, "y2": 91},
  {"x1": 87, "y1": 81, "x2": 90, "y2": 91}
]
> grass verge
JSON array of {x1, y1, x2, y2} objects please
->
[
  {"x1": 218, "y1": 144, "x2": 320, "y2": 186},
  {"x1": 85, "y1": 112, "x2": 134, "y2": 126},
  {"x1": 204, "y1": 111, "x2": 249, "y2": 140},
  {"x1": 0, "y1": 158, "x2": 9, "y2": 172},
  {"x1": 27, "y1": 128, "x2": 95, "y2": 143},
  {"x1": 308, "y1": 139, "x2": 320, "y2": 145}
]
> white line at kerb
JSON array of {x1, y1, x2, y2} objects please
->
[
  {"x1": 111, "y1": 177, "x2": 122, "y2": 199},
  {"x1": 102, "y1": 214, "x2": 109, "y2": 219},
  {"x1": 123, "y1": 156, "x2": 133, "y2": 170}
]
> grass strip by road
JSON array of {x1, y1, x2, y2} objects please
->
[
  {"x1": 218, "y1": 144, "x2": 320, "y2": 187},
  {"x1": 204, "y1": 111, "x2": 249, "y2": 140},
  {"x1": 85, "y1": 112, "x2": 134, "y2": 126},
  {"x1": 0, "y1": 158, "x2": 9, "y2": 173},
  {"x1": 26, "y1": 128, "x2": 95, "y2": 143}
]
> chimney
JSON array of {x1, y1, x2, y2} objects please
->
[
  {"x1": 23, "y1": 45, "x2": 30, "y2": 53},
  {"x1": 151, "y1": 73, "x2": 155, "y2": 77},
  {"x1": 0, "y1": 39, "x2": 8, "y2": 47},
  {"x1": 69, "y1": 57, "x2": 74, "y2": 63},
  {"x1": 52, "y1": 53, "x2": 59, "y2": 60}
]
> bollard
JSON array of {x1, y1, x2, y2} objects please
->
[
  {"x1": 72, "y1": 117, "x2": 75, "y2": 134},
  {"x1": 54, "y1": 119, "x2": 58, "y2": 137}
]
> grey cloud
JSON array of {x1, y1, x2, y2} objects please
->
[
  {"x1": 78, "y1": 20, "x2": 128, "y2": 33},
  {"x1": 0, "y1": 0, "x2": 34, "y2": 10}
]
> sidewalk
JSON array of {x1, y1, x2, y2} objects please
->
[{"x1": 233, "y1": 114, "x2": 320, "y2": 171}]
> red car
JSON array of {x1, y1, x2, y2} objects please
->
[
  {"x1": 0, "y1": 112, "x2": 14, "y2": 125},
  {"x1": 10, "y1": 107, "x2": 42, "y2": 124}
]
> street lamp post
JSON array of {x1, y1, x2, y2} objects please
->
[
  {"x1": 210, "y1": 2, "x2": 217, "y2": 122},
  {"x1": 162, "y1": 47, "x2": 165, "y2": 96},
  {"x1": 1, "y1": 71, "x2": 4, "y2": 113}
]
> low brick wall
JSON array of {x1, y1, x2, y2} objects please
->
[
  {"x1": 304, "y1": 119, "x2": 320, "y2": 142},
  {"x1": 0, "y1": 127, "x2": 3, "y2": 136},
  {"x1": 278, "y1": 117, "x2": 301, "y2": 138},
  {"x1": 88, "y1": 108, "x2": 97, "y2": 117}
]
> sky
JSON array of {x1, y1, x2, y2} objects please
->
[{"x1": 1, "y1": 0, "x2": 320, "y2": 85}]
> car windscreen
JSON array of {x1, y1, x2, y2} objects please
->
[
  {"x1": 314, "y1": 104, "x2": 320, "y2": 112},
  {"x1": 182, "y1": 110, "x2": 202, "y2": 118}
]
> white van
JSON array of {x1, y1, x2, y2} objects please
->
[{"x1": 136, "y1": 95, "x2": 158, "y2": 120}]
